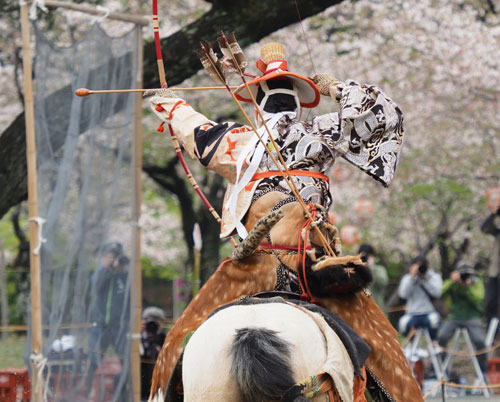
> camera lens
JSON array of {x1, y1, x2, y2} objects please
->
[
  {"x1": 460, "y1": 273, "x2": 470, "y2": 282},
  {"x1": 145, "y1": 320, "x2": 159, "y2": 334}
]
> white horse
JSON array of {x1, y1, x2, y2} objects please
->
[{"x1": 181, "y1": 301, "x2": 360, "y2": 402}]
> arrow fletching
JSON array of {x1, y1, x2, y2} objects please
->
[
  {"x1": 217, "y1": 31, "x2": 247, "y2": 75},
  {"x1": 198, "y1": 40, "x2": 227, "y2": 86}
]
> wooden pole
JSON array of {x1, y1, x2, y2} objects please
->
[
  {"x1": 130, "y1": 26, "x2": 144, "y2": 402},
  {"x1": 191, "y1": 223, "x2": 202, "y2": 298},
  {"x1": 20, "y1": 2, "x2": 43, "y2": 401}
]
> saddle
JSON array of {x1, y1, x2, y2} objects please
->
[{"x1": 164, "y1": 293, "x2": 394, "y2": 402}]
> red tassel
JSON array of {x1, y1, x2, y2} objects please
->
[
  {"x1": 157, "y1": 122, "x2": 165, "y2": 133},
  {"x1": 155, "y1": 104, "x2": 164, "y2": 112}
]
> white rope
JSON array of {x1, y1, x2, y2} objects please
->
[
  {"x1": 28, "y1": 217, "x2": 47, "y2": 255},
  {"x1": 128, "y1": 332, "x2": 141, "y2": 341},
  {"x1": 30, "y1": 351, "x2": 49, "y2": 402},
  {"x1": 91, "y1": 5, "x2": 110, "y2": 24},
  {"x1": 131, "y1": 216, "x2": 144, "y2": 228},
  {"x1": 28, "y1": 0, "x2": 48, "y2": 20}
]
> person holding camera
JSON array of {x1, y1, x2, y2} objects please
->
[
  {"x1": 481, "y1": 204, "x2": 500, "y2": 328},
  {"x1": 140, "y1": 307, "x2": 166, "y2": 401},
  {"x1": 437, "y1": 263, "x2": 488, "y2": 374},
  {"x1": 398, "y1": 255, "x2": 443, "y2": 339},
  {"x1": 86, "y1": 242, "x2": 130, "y2": 395}
]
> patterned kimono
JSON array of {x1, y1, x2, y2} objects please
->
[{"x1": 150, "y1": 80, "x2": 404, "y2": 238}]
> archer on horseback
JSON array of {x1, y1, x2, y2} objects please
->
[{"x1": 145, "y1": 40, "x2": 421, "y2": 401}]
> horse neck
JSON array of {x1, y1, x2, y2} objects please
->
[{"x1": 245, "y1": 192, "x2": 308, "y2": 247}]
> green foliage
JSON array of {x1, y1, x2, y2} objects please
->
[
  {"x1": 406, "y1": 179, "x2": 472, "y2": 202},
  {"x1": 6, "y1": 273, "x2": 29, "y2": 326},
  {"x1": 385, "y1": 259, "x2": 405, "y2": 281},
  {"x1": 141, "y1": 256, "x2": 179, "y2": 280},
  {"x1": 0, "y1": 335, "x2": 26, "y2": 369},
  {"x1": 144, "y1": 187, "x2": 181, "y2": 217},
  {"x1": 0, "y1": 217, "x2": 19, "y2": 252},
  {"x1": 0, "y1": 210, "x2": 29, "y2": 325}
]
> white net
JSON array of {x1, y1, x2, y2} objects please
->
[{"x1": 26, "y1": 22, "x2": 141, "y2": 402}]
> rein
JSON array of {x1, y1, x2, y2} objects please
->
[
  {"x1": 258, "y1": 243, "x2": 312, "y2": 252},
  {"x1": 298, "y1": 202, "x2": 318, "y2": 303}
]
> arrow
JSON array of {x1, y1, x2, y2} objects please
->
[{"x1": 75, "y1": 86, "x2": 238, "y2": 96}]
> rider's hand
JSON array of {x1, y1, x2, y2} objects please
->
[
  {"x1": 146, "y1": 88, "x2": 186, "y2": 125},
  {"x1": 409, "y1": 263, "x2": 419, "y2": 277},
  {"x1": 143, "y1": 88, "x2": 176, "y2": 98},
  {"x1": 450, "y1": 271, "x2": 460, "y2": 283},
  {"x1": 312, "y1": 74, "x2": 341, "y2": 98}
]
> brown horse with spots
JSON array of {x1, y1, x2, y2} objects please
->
[{"x1": 149, "y1": 194, "x2": 422, "y2": 402}]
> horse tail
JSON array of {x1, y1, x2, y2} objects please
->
[{"x1": 230, "y1": 327, "x2": 309, "y2": 402}]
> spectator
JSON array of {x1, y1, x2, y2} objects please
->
[
  {"x1": 140, "y1": 306, "x2": 166, "y2": 401},
  {"x1": 86, "y1": 243, "x2": 130, "y2": 397},
  {"x1": 398, "y1": 255, "x2": 443, "y2": 339},
  {"x1": 437, "y1": 263, "x2": 488, "y2": 375},
  {"x1": 481, "y1": 205, "x2": 500, "y2": 327},
  {"x1": 358, "y1": 243, "x2": 389, "y2": 314}
]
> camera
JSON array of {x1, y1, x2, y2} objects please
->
[
  {"x1": 418, "y1": 264, "x2": 428, "y2": 275},
  {"x1": 145, "y1": 320, "x2": 159, "y2": 336},
  {"x1": 460, "y1": 272, "x2": 471, "y2": 282},
  {"x1": 457, "y1": 263, "x2": 475, "y2": 284},
  {"x1": 412, "y1": 255, "x2": 429, "y2": 276}
]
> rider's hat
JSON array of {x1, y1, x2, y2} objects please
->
[{"x1": 234, "y1": 42, "x2": 320, "y2": 108}]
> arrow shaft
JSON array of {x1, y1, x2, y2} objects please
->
[{"x1": 75, "y1": 86, "x2": 238, "y2": 96}]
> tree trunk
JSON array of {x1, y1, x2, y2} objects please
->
[
  {"x1": 0, "y1": 0, "x2": 342, "y2": 219},
  {"x1": 0, "y1": 240, "x2": 9, "y2": 337}
]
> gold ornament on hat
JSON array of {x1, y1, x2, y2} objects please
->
[{"x1": 260, "y1": 42, "x2": 285, "y2": 63}]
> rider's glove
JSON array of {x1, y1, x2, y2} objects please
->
[
  {"x1": 312, "y1": 74, "x2": 342, "y2": 100},
  {"x1": 143, "y1": 88, "x2": 176, "y2": 98}
]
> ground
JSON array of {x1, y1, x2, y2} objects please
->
[{"x1": 0, "y1": 334, "x2": 26, "y2": 369}]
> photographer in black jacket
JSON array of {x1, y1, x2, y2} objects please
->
[
  {"x1": 86, "y1": 243, "x2": 130, "y2": 395},
  {"x1": 140, "y1": 307, "x2": 166, "y2": 401}
]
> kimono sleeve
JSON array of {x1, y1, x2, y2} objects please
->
[
  {"x1": 315, "y1": 80, "x2": 404, "y2": 187},
  {"x1": 150, "y1": 96, "x2": 256, "y2": 184}
]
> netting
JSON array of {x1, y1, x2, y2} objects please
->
[{"x1": 25, "y1": 22, "x2": 141, "y2": 402}]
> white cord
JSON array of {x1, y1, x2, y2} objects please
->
[
  {"x1": 131, "y1": 216, "x2": 144, "y2": 228},
  {"x1": 28, "y1": 0, "x2": 48, "y2": 20},
  {"x1": 28, "y1": 217, "x2": 47, "y2": 255},
  {"x1": 128, "y1": 332, "x2": 142, "y2": 341},
  {"x1": 30, "y1": 351, "x2": 49, "y2": 402},
  {"x1": 92, "y1": 5, "x2": 110, "y2": 24}
]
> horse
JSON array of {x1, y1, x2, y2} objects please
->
[
  {"x1": 180, "y1": 299, "x2": 367, "y2": 402},
  {"x1": 149, "y1": 198, "x2": 423, "y2": 401}
]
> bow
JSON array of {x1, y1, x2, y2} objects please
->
[{"x1": 151, "y1": 0, "x2": 237, "y2": 247}]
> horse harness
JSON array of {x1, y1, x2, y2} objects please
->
[
  {"x1": 249, "y1": 185, "x2": 337, "y2": 300},
  {"x1": 282, "y1": 371, "x2": 340, "y2": 402}
]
